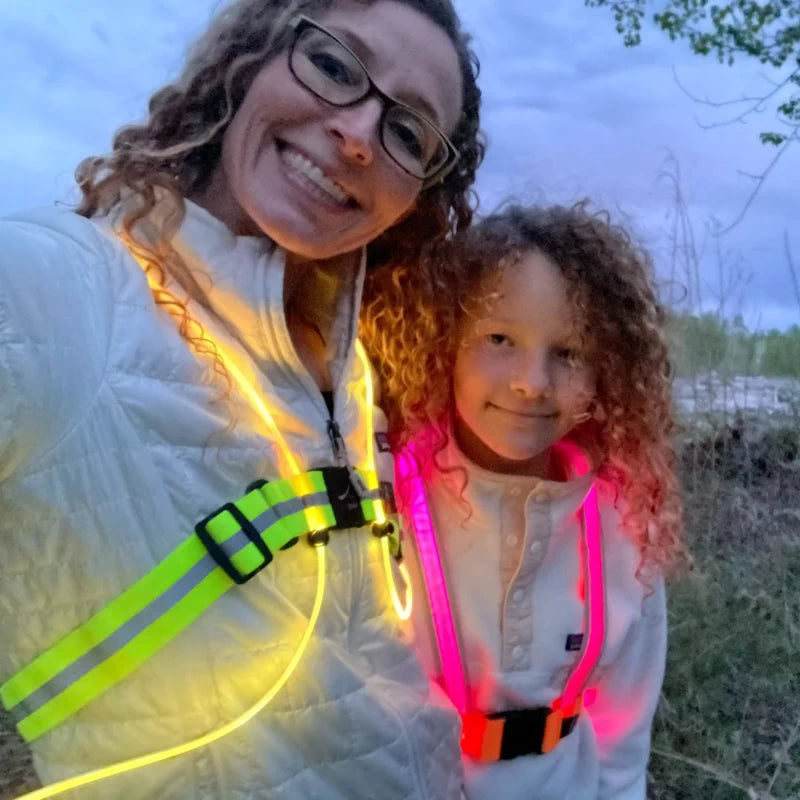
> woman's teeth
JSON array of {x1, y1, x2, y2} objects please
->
[{"x1": 281, "y1": 149, "x2": 351, "y2": 206}]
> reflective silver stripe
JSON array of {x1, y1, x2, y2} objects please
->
[
  {"x1": 301, "y1": 490, "x2": 332, "y2": 508},
  {"x1": 11, "y1": 488, "x2": 363, "y2": 724},
  {"x1": 12, "y1": 491, "x2": 334, "y2": 721},
  {"x1": 11, "y1": 553, "x2": 220, "y2": 722},
  {"x1": 218, "y1": 493, "x2": 329, "y2": 559},
  {"x1": 246, "y1": 492, "x2": 326, "y2": 541}
]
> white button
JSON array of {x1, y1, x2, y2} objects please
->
[
  {"x1": 509, "y1": 486, "x2": 522, "y2": 497},
  {"x1": 529, "y1": 541, "x2": 543, "y2": 555},
  {"x1": 533, "y1": 489, "x2": 551, "y2": 503},
  {"x1": 506, "y1": 534, "x2": 519, "y2": 546},
  {"x1": 513, "y1": 589, "x2": 524, "y2": 603},
  {"x1": 511, "y1": 646, "x2": 524, "y2": 660}
]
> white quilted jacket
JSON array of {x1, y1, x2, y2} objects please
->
[{"x1": 0, "y1": 202, "x2": 463, "y2": 799}]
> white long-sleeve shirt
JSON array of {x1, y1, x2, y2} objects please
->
[{"x1": 401, "y1": 438, "x2": 667, "y2": 800}]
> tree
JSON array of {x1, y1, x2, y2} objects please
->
[{"x1": 586, "y1": 1, "x2": 800, "y2": 224}]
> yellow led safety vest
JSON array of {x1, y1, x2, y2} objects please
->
[
  {"x1": 2, "y1": 467, "x2": 391, "y2": 743},
  {"x1": 1, "y1": 324, "x2": 409, "y2": 798}
]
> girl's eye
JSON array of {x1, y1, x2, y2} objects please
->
[
  {"x1": 487, "y1": 333, "x2": 510, "y2": 346},
  {"x1": 556, "y1": 347, "x2": 583, "y2": 366}
]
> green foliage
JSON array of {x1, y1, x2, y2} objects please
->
[
  {"x1": 586, "y1": 0, "x2": 800, "y2": 148},
  {"x1": 668, "y1": 312, "x2": 800, "y2": 377},
  {"x1": 648, "y1": 426, "x2": 800, "y2": 798},
  {"x1": 761, "y1": 130, "x2": 788, "y2": 144},
  {"x1": 761, "y1": 324, "x2": 800, "y2": 375}
]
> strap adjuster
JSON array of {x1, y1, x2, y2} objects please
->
[
  {"x1": 195, "y1": 502, "x2": 273, "y2": 585},
  {"x1": 319, "y1": 466, "x2": 369, "y2": 530},
  {"x1": 461, "y1": 704, "x2": 581, "y2": 761}
]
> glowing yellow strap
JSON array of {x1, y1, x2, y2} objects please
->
[
  {"x1": 355, "y1": 340, "x2": 412, "y2": 620},
  {"x1": 1, "y1": 470, "x2": 379, "y2": 743},
  {"x1": 11, "y1": 546, "x2": 327, "y2": 800}
]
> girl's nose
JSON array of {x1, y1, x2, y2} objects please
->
[
  {"x1": 325, "y1": 98, "x2": 382, "y2": 166},
  {"x1": 509, "y1": 353, "x2": 551, "y2": 398}
]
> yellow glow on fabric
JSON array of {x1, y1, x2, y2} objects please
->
[
  {"x1": 14, "y1": 547, "x2": 326, "y2": 800},
  {"x1": 381, "y1": 538, "x2": 413, "y2": 621},
  {"x1": 355, "y1": 341, "x2": 412, "y2": 621},
  {"x1": 8, "y1": 262, "x2": 327, "y2": 800},
  {"x1": 15, "y1": 265, "x2": 401, "y2": 799}
]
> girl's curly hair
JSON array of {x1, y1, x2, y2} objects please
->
[
  {"x1": 75, "y1": 0, "x2": 484, "y2": 373},
  {"x1": 362, "y1": 201, "x2": 688, "y2": 577}
]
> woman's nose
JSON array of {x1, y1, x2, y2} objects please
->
[{"x1": 325, "y1": 97, "x2": 382, "y2": 166}]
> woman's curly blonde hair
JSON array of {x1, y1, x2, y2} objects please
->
[
  {"x1": 362, "y1": 201, "x2": 688, "y2": 577},
  {"x1": 74, "y1": 0, "x2": 484, "y2": 376}
]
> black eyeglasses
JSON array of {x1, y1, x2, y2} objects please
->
[{"x1": 288, "y1": 15, "x2": 460, "y2": 186}]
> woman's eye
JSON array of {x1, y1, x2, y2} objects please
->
[
  {"x1": 386, "y1": 118, "x2": 425, "y2": 160},
  {"x1": 309, "y1": 51, "x2": 357, "y2": 85}
]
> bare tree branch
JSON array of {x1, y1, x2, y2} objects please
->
[
  {"x1": 784, "y1": 230, "x2": 800, "y2": 314},
  {"x1": 719, "y1": 129, "x2": 800, "y2": 234},
  {"x1": 671, "y1": 66, "x2": 799, "y2": 130}
]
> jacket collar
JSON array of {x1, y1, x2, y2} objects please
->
[{"x1": 107, "y1": 196, "x2": 367, "y2": 376}]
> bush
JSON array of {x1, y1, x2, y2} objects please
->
[{"x1": 649, "y1": 422, "x2": 800, "y2": 799}]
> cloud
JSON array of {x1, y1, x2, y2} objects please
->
[{"x1": 0, "y1": 0, "x2": 796, "y2": 329}]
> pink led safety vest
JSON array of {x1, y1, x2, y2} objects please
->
[{"x1": 397, "y1": 444, "x2": 606, "y2": 761}]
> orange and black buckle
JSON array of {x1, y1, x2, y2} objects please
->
[{"x1": 461, "y1": 698, "x2": 582, "y2": 761}]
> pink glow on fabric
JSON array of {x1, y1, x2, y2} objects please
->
[
  {"x1": 553, "y1": 439, "x2": 592, "y2": 477},
  {"x1": 399, "y1": 439, "x2": 605, "y2": 726},
  {"x1": 396, "y1": 446, "x2": 469, "y2": 713},
  {"x1": 562, "y1": 485, "x2": 605, "y2": 710}
]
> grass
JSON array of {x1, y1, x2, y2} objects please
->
[
  {"x1": 0, "y1": 712, "x2": 37, "y2": 799},
  {"x1": 648, "y1": 414, "x2": 800, "y2": 799}
]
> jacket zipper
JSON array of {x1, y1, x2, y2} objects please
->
[{"x1": 326, "y1": 418, "x2": 369, "y2": 498}]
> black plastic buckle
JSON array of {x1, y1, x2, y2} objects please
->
[
  {"x1": 488, "y1": 707, "x2": 579, "y2": 759},
  {"x1": 319, "y1": 466, "x2": 368, "y2": 531},
  {"x1": 195, "y1": 502, "x2": 273, "y2": 585}
]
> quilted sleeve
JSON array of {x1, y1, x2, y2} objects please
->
[{"x1": 0, "y1": 211, "x2": 116, "y2": 481}]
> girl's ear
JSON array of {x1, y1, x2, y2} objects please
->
[
  {"x1": 573, "y1": 399, "x2": 606, "y2": 426},
  {"x1": 587, "y1": 399, "x2": 607, "y2": 423}
]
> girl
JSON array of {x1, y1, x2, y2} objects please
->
[
  {"x1": 362, "y1": 203, "x2": 688, "y2": 799},
  {"x1": 0, "y1": 1, "x2": 484, "y2": 797}
]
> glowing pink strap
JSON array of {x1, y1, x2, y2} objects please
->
[
  {"x1": 562, "y1": 484, "x2": 605, "y2": 710},
  {"x1": 401, "y1": 446, "x2": 605, "y2": 718},
  {"x1": 397, "y1": 447, "x2": 468, "y2": 713}
]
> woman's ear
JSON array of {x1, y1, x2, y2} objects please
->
[{"x1": 395, "y1": 197, "x2": 420, "y2": 225}]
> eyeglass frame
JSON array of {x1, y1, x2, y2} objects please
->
[{"x1": 287, "y1": 14, "x2": 460, "y2": 188}]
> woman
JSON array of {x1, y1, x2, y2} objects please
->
[{"x1": 0, "y1": 0, "x2": 483, "y2": 797}]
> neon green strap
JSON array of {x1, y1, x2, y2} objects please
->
[{"x1": 1, "y1": 469, "x2": 389, "y2": 743}]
